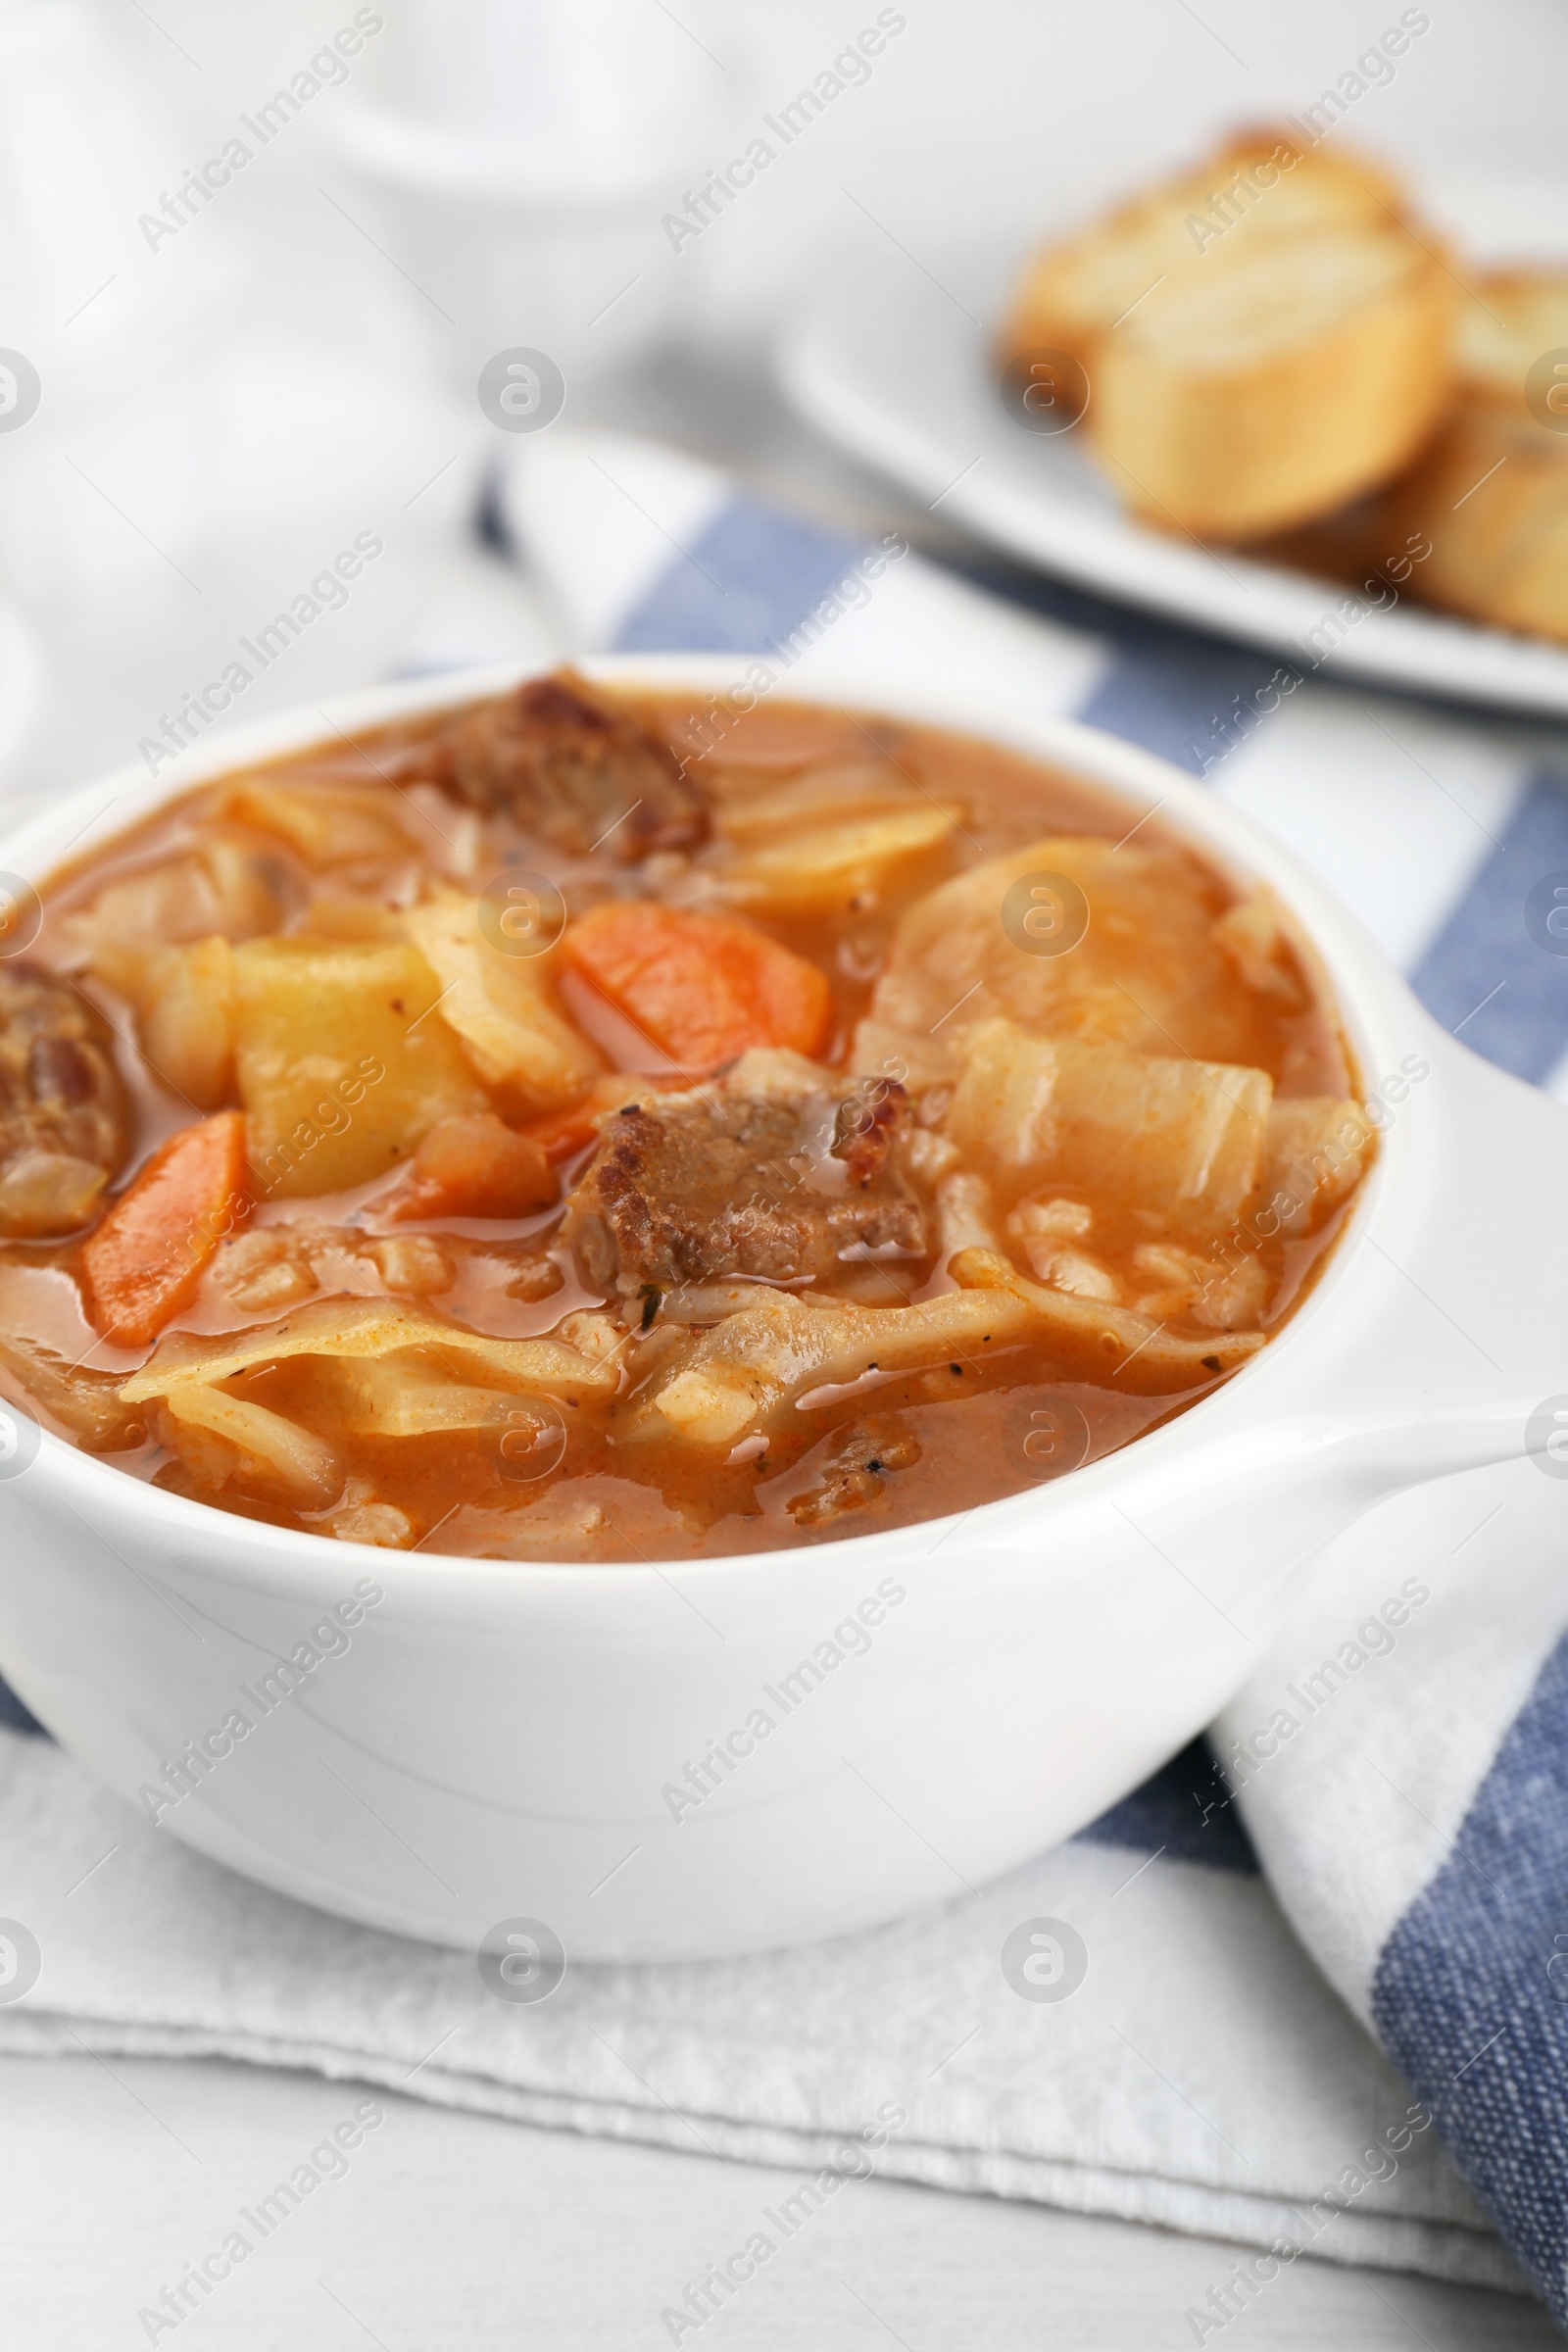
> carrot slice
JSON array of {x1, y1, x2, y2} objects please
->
[
  {"x1": 80, "y1": 1111, "x2": 250, "y2": 1347},
  {"x1": 389, "y1": 1111, "x2": 557, "y2": 1222},
  {"x1": 562, "y1": 903, "x2": 833, "y2": 1073}
]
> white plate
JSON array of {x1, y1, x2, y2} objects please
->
[{"x1": 779, "y1": 214, "x2": 1568, "y2": 718}]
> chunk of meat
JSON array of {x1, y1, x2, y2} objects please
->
[
  {"x1": 832, "y1": 1079, "x2": 906, "y2": 1185},
  {"x1": 787, "y1": 1415, "x2": 923, "y2": 1526},
  {"x1": 0, "y1": 963, "x2": 131, "y2": 1237},
  {"x1": 420, "y1": 670, "x2": 708, "y2": 861},
  {"x1": 562, "y1": 1064, "x2": 931, "y2": 1304},
  {"x1": 518, "y1": 1073, "x2": 677, "y2": 1166}
]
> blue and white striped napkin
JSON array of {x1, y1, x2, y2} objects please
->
[{"x1": 2, "y1": 430, "x2": 1566, "y2": 2328}]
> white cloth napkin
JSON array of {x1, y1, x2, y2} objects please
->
[{"x1": 0, "y1": 1723, "x2": 1518, "y2": 2292}]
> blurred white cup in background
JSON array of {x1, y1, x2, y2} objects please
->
[{"x1": 314, "y1": 0, "x2": 747, "y2": 385}]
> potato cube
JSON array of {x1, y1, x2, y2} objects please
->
[{"x1": 232, "y1": 937, "x2": 486, "y2": 1198}]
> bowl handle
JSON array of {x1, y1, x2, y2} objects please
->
[
  {"x1": 1359, "y1": 1023, "x2": 1568, "y2": 1418},
  {"x1": 1169, "y1": 1398, "x2": 1559, "y2": 1582}
]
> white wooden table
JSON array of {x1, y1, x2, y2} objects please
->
[{"x1": 3, "y1": 2056, "x2": 1555, "y2": 2350}]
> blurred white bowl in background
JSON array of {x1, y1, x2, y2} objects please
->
[{"x1": 314, "y1": 0, "x2": 746, "y2": 385}]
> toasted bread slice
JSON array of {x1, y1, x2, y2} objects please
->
[
  {"x1": 1453, "y1": 268, "x2": 1568, "y2": 409},
  {"x1": 998, "y1": 129, "x2": 1456, "y2": 541},
  {"x1": 1097, "y1": 228, "x2": 1453, "y2": 539},
  {"x1": 996, "y1": 129, "x2": 1402, "y2": 370},
  {"x1": 1364, "y1": 270, "x2": 1568, "y2": 643}
]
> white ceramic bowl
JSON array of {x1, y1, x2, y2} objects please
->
[{"x1": 0, "y1": 658, "x2": 1562, "y2": 1964}]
